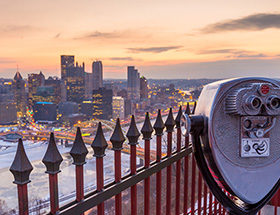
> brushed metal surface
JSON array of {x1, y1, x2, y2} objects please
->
[{"x1": 196, "y1": 77, "x2": 280, "y2": 204}]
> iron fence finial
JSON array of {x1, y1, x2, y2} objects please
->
[
  {"x1": 42, "y1": 133, "x2": 63, "y2": 174},
  {"x1": 185, "y1": 102, "x2": 191, "y2": 115},
  {"x1": 175, "y1": 106, "x2": 183, "y2": 128},
  {"x1": 141, "y1": 112, "x2": 153, "y2": 140},
  {"x1": 70, "y1": 127, "x2": 89, "y2": 165},
  {"x1": 110, "y1": 118, "x2": 126, "y2": 150},
  {"x1": 91, "y1": 122, "x2": 108, "y2": 157},
  {"x1": 10, "y1": 138, "x2": 33, "y2": 184},
  {"x1": 192, "y1": 101, "x2": 197, "y2": 114},
  {"x1": 126, "y1": 115, "x2": 140, "y2": 145},
  {"x1": 153, "y1": 109, "x2": 165, "y2": 136},
  {"x1": 165, "y1": 108, "x2": 175, "y2": 132}
]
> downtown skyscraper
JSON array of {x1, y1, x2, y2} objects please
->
[
  {"x1": 61, "y1": 55, "x2": 75, "y2": 81},
  {"x1": 92, "y1": 61, "x2": 103, "y2": 90},
  {"x1": 28, "y1": 71, "x2": 45, "y2": 106},
  {"x1": 127, "y1": 66, "x2": 140, "y2": 100},
  {"x1": 60, "y1": 55, "x2": 85, "y2": 103}
]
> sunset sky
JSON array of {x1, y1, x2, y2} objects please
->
[{"x1": 1, "y1": 0, "x2": 280, "y2": 79}]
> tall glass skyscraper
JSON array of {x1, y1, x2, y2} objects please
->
[
  {"x1": 28, "y1": 71, "x2": 45, "y2": 106},
  {"x1": 61, "y1": 55, "x2": 85, "y2": 103},
  {"x1": 65, "y1": 63, "x2": 85, "y2": 103},
  {"x1": 61, "y1": 55, "x2": 74, "y2": 80},
  {"x1": 92, "y1": 61, "x2": 103, "y2": 90},
  {"x1": 127, "y1": 66, "x2": 140, "y2": 100}
]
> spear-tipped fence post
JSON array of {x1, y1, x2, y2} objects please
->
[
  {"x1": 192, "y1": 101, "x2": 197, "y2": 115},
  {"x1": 185, "y1": 103, "x2": 191, "y2": 118},
  {"x1": 110, "y1": 118, "x2": 125, "y2": 215},
  {"x1": 10, "y1": 139, "x2": 33, "y2": 215},
  {"x1": 92, "y1": 122, "x2": 108, "y2": 215},
  {"x1": 141, "y1": 112, "x2": 153, "y2": 215},
  {"x1": 183, "y1": 103, "x2": 191, "y2": 214},
  {"x1": 165, "y1": 108, "x2": 175, "y2": 215},
  {"x1": 42, "y1": 133, "x2": 63, "y2": 215},
  {"x1": 70, "y1": 127, "x2": 88, "y2": 210},
  {"x1": 175, "y1": 106, "x2": 182, "y2": 215},
  {"x1": 153, "y1": 109, "x2": 165, "y2": 215},
  {"x1": 126, "y1": 115, "x2": 140, "y2": 214}
]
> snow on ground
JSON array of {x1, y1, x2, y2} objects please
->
[{"x1": 0, "y1": 117, "x2": 169, "y2": 210}]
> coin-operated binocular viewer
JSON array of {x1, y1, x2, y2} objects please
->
[{"x1": 182, "y1": 78, "x2": 280, "y2": 214}]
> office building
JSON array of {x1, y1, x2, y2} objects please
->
[
  {"x1": 92, "y1": 87, "x2": 112, "y2": 120},
  {"x1": 65, "y1": 62, "x2": 85, "y2": 103},
  {"x1": 0, "y1": 102, "x2": 17, "y2": 125},
  {"x1": 140, "y1": 76, "x2": 148, "y2": 100},
  {"x1": 61, "y1": 55, "x2": 75, "y2": 81},
  {"x1": 0, "y1": 81, "x2": 14, "y2": 103},
  {"x1": 12, "y1": 72, "x2": 27, "y2": 117},
  {"x1": 92, "y1": 61, "x2": 103, "y2": 90},
  {"x1": 28, "y1": 71, "x2": 45, "y2": 106},
  {"x1": 81, "y1": 100, "x2": 95, "y2": 119},
  {"x1": 127, "y1": 66, "x2": 140, "y2": 100},
  {"x1": 45, "y1": 76, "x2": 62, "y2": 104},
  {"x1": 58, "y1": 101, "x2": 79, "y2": 117},
  {"x1": 33, "y1": 102, "x2": 57, "y2": 123},
  {"x1": 112, "y1": 96, "x2": 125, "y2": 119},
  {"x1": 124, "y1": 99, "x2": 133, "y2": 117},
  {"x1": 84, "y1": 72, "x2": 93, "y2": 100},
  {"x1": 32, "y1": 86, "x2": 56, "y2": 104}
]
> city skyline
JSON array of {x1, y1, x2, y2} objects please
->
[{"x1": 0, "y1": 1, "x2": 280, "y2": 79}]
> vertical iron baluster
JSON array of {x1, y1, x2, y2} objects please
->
[
  {"x1": 197, "y1": 172, "x2": 202, "y2": 214},
  {"x1": 214, "y1": 197, "x2": 218, "y2": 214},
  {"x1": 218, "y1": 202, "x2": 222, "y2": 214},
  {"x1": 183, "y1": 154, "x2": 189, "y2": 215},
  {"x1": 110, "y1": 118, "x2": 126, "y2": 215},
  {"x1": 165, "y1": 108, "x2": 176, "y2": 215},
  {"x1": 10, "y1": 138, "x2": 33, "y2": 215},
  {"x1": 183, "y1": 103, "x2": 191, "y2": 215},
  {"x1": 70, "y1": 127, "x2": 88, "y2": 213},
  {"x1": 141, "y1": 112, "x2": 153, "y2": 215},
  {"x1": 49, "y1": 174, "x2": 59, "y2": 214},
  {"x1": 222, "y1": 205, "x2": 226, "y2": 215},
  {"x1": 42, "y1": 133, "x2": 63, "y2": 214},
  {"x1": 221, "y1": 192, "x2": 226, "y2": 215},
  {"x1": 153, "y1": 109, "x2": 165, "y2": 215},
  {"x1": 17, "y1": 184, "x2": 29, "y2": 215},
  {"x1": 191, "y1": 153, "x2": 196, "y2": 215},
  {"x1": 75, "y1": 166, "x2": 84, "y2": 202},
  {"x1": 175, "y1": 106, "x2": 182, "y2": 215},
  {"x1": 209, "y1": 192, "x2": 213, "y2": 215},
  {"x1": 203, "y1": 183, "x2": 207, "y2": 215},
  {"x1": 91, "y1": 122, "x2": 108, "y2": 215},
  {"x1": 114, "y1": 150, "x2": 122, "y2": 214},
  {"x1": 126, "y1": 115, "x2": 140, "y2": 215}
]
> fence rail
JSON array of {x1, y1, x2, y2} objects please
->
[{"x1": 8, "y1": 104, "x2": 280, "y2": 215}]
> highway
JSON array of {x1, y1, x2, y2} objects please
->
[{"x1": 0, "y1": 108, "x2": 175, "y2": 160}]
